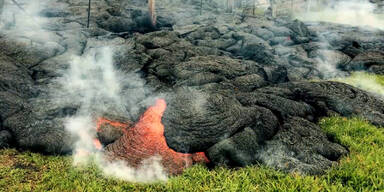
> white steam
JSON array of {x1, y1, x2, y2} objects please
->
[
  {"x1": 100, "y1": 156, "x2": 167, "y2": 182},
  {"x1": 0, "y1": 0, "x2": 48, "y2": 34},
  {"x1": 56, "y1": 47, "x2": 125, "y2": 114},
  {"x1": 293, "y1": 0, "x2": 384, "y2": 79},
  {"x1": 0, "y1": 0, "x2": 64, "y2": 59},
  {"x1": 335, "y1": 72, "x2": 384, "y2": 97},
  {"x1": 313, "y1": 48, "x2": 350, "y2": 79},
  {"x1": 292, "y1": 0, "x2": 384, "y2": 79},
  {"x1": 55, "y1": 47, "x2": 168, "y2": 182},
  {"x1": 295, "y1": 0, "x2": 384, "y2": 30}
]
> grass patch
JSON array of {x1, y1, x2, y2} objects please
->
[{"x1": 1, "y1": 117, "x2": 384, "y2": 191}]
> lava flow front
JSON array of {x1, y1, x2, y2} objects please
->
[{"x1": 97, "y1": 99, "x2": 209, "y2": 175}]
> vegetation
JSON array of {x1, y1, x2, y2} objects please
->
[{"x1": 1, "y1": 116, "x2": 384, "y2": 191}]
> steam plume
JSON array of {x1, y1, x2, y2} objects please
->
[
  {"x1": 293, "y1": 0, "x2": 383, "y2": 79},
  {"x1": 335, "y1": 72, "x2": 384, "y2": 97},
  {"x1": 295, "y1": 0, "x2": 384, "y2": 30},
  {"x1": 55, "y1": 47, "x2": 168, "y2": 182}
]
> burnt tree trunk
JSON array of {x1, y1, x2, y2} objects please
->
[{"x1": 148, "y1": 0, "x2": 156, "y2": 27}]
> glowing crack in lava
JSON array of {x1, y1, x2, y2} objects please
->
[
  {"x1": 93, "y1": 138, "x2": 103, "y2": 150},
  {"x1": 96, "y1": 99, "x2": 209, "y2": 175},
  {"x1": 96, "y1": 117, "x2": 131, "y2": 134}
]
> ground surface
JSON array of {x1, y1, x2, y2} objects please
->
[
  {"x1": 1, "y1": 116, "x2": 384, "y2": 192},
  {"x1": 1, "y1": 0, "x2": 384, "y2": 176}
]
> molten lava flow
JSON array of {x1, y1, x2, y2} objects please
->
[
  {"x1": 93, "y1": 138, "x2": 103, "y2": 150},
  {"x1": 96, "y1": 117, "x2": 130, "y2": 134},
  {"x1": 104, "y1": 99, "x2": 209, "y2": 175}
]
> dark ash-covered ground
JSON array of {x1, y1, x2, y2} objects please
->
[{"x1": 1, "y1": 0, "x2": 384, "y2": 175}]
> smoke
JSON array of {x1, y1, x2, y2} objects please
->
[
  {"x1": 255, "y1": 140, "x2": 327, "y2": 174},
  {"x1": 255, "y1": 141, "x2": 300, "y2": 171},
  {"x1": 312, "y1": 48, "x2": 350, "y2": 79},
  {"x1": 1, "y1": 0, "x2": 48, "y2": 34},
  {"x1": 51, "y1": 47, "x2": 168, "y2": 182},
  {"x1": 53, "y1": 47, "x2": 127, "y2": 115},
  {"x1": 291, "y1": 0, "x2": 384, "y2": 79},
  {"x1": 334, "y1": 72, "x2": 384, "y2": 97},
  {"x1": 294, "y1": 0, "x2": 384, "y2": 30},
  {"x1": 99, "y1": 156, "x2": 167, "y2": 182},
  {"x1": 0, "y1": 0, "x2": 65, "y2": 62}
]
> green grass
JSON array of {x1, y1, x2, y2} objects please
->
[{"x1": 1, "y1": 116, "x2": 384, "y2": 191}]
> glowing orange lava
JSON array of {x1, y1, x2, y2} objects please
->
[
  {"x1": 93, "y1": 138, "x2": 103, "y2": 150},
  {"x1": 103, "y1": 99, "x2": 209, "y2": 175},
  {"x1": 96, "y1": 117, "x2": 131, "y2": 134}
]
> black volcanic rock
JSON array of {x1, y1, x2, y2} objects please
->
[
  {"x1": 0, "y1": 130, "x2": 12, "y2": 149},
  {"x1": 207, "y1": 117, "x2": 348, "y2": 174},
  {"x1": 135, "y1": 26, "x2": 384, "y2": 174},
  {"x1": 163, "y1": 88, "x2": 259, "y2": 152},
  {"x1": 340, "y1": 51, "x2": 384, "y2": 74},
  {"x1": 207, "y1": 81, "x2": 384, "y2": 174},
  {"x1": 2, "y1": 101, "x2": 74, "y2": 154},
  {"x1": 259, "y1": 81, "x2": 384, "y2": 126}
]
